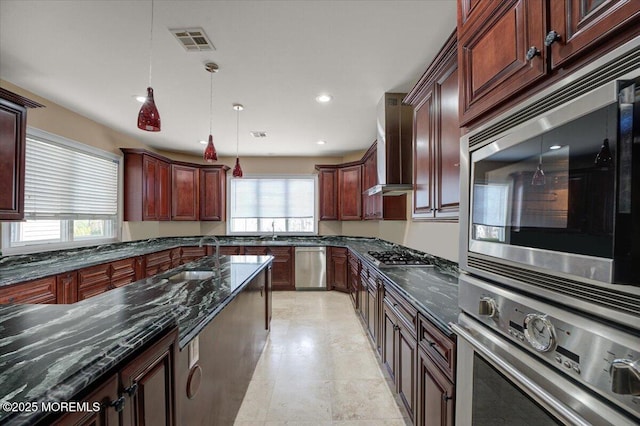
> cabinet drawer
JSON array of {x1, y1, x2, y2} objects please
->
[
  {"x1": 418, "y1": 314, "x2": 456, "y2": 380},
  {"x1": 219, "y1": 246, "x2": 243, "y2": 256},
  {"x1": 111, "y1": 258, "x2": 137, "y2": 288},
  {"x1": 180, "y1": 246, "x2": 207, "y2": 264},
  {"x1": 145, "y1": 250, "x2": 173, "y2": 276},
  {"x1": 384, "y1": 284, "x2": 417, "y2": 335},
  {"x1": 0, "y1": 276, "x2": 57, "y2": 304},
  {"x1": 78, "y1": 263, "x2": 111, "y2": 297}
]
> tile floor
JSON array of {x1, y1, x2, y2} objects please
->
[{"x1": 234, "y1": 291, "x2": 411, "y2": 426}]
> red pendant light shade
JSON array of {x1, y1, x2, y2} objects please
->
[
  {"x1": 232, "y1": 157, "x2": 243, "y2": 177},
  {"x1": 137, "y1": 87, "x2": 161, "y2": 131},
  {"x1": 204, "y1": 134, "x2": 217, "y2": 162}
]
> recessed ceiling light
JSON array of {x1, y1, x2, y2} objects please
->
[
  {"x1": 549, "y1": 145, "x2": 562, "y2": 150},
  {"x1": 317, "y1": 140, "x2": 326, "y2": 145},
  {"x1": 134, "y1": 95, "x2": 147, "y2": 103},
  {"x1": 315, "y1": 94, "x2": 332, "y2": 103},
  {"x1": 199, "y1": 140, "x2": 207, "y2": 145}
]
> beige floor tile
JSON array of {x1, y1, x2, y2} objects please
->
[
  {"x1": 332, "y1": 419, "x2": 410, "y2": 426},
  {"x1": 235, "y1": 380, "x2": 275, "y2": 421},
  {"x1": 266, "y1": 379, "x2": 332, "y2": 422},
  {"x1": 326, "y1": 350, "x2": 384, "y2": 380},
  {"x1": 329, "y1": 379, "x2": 404, "y2": 421}
]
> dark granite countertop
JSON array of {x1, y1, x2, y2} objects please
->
[{"x1": 0, "y1": 254, "x2": 272, "y2": 426}]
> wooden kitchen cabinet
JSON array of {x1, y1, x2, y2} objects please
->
[
  {"x1": 405, "y1": 32, "x2": 460, "y2": 220},
  {"x1": 0, "y1": 88, "x2": 43, "y2": 221},
  {"x1": 548, "y1": 0, "x2": 640, "y2": 70},
  {"x1": 122, "y1": 150, "x2": 171, "y2": 222},
  {"x1": 219, "y1": 246, "x2": 243, "y2": 256},
  {"x1": 145, "y1": 250, "x2": 174, "y2": 277},
  {"x1": 120, "y1": 328, "x2": 177, "y2": 426},
  {"x1": 199, "y1": 166, "x2": 228, "y2": 221},
  {"x1": 317, "y1": 167, "x2": 338, "y2": 220},
  {"x1": 53, "y1": 374, "x2": 120, "y2": 426},
  {"x1": 267, "y1": 246, "x2": 295, "y2": 291},
  {"x1": 338, "y1": 164, "x2": 363, "y2": 220},
  {"x1": 179, "y1": 246, "x2": 207, "y2": 265},
  {"x1": 327, "y1": 247, "x2": 348, "y2": 292},
  {"x1": 347, "y1": 251, "x2": 360, "y2": 309},
  {"x1": 362, "y1": 144, "x2": 379, "y2": 220},
  {"x1": 0, "y1": 276, "x2": 57, "y2": 304},
  {"x1": 417, "y1": 347, "x2": 454, "y2": 426},
  {"x1": 458, "y1": 0, "x2": 640, "y2": 127},
  {"x1": 111, "y1": 258, "x2": 138, "y2": 289},
  {"x1": 244, "y1": 246, "x2": 268, "y2": 256},
  {"x1": 57, "y1": 272, "x2": 78, "y2": 304},
  {"x1": 171, "y1": 164, "x2": 199, "y2": 221},
  {"x1": 78, "y1": 263, "x2": 112, "y2": 301}
]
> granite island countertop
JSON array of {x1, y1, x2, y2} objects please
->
[{"x1": 0, "y1": 254, "x2": 272, "y2": 426}]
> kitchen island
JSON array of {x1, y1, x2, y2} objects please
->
[{"x1": 0, "y1": 254, "x2": 272, "y2": 425}]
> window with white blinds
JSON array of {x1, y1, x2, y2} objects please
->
[
  {"x1": 229, "y1": 177, "x2": 316, "y2": 234},
  {"x1": 2, "y1": 129, "x2": 119, "y2": 254}
]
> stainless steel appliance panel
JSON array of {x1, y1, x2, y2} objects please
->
[{"x1": 294, "y1": 247, "x2": 326, "y2": 290}]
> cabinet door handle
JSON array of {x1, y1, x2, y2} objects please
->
[
  {"x1": 544, "y1": 30, "x2": 561, "y2": 47},
  {"x1": 427, "y1": 340, "x2": 436, "y2": 347},
  {"x1": 110, "y1": 396, "x2": 126, "y2": 412},
  {"x1": 393, "y1": 324, "x2": 400, "y2": 331},
  {"x1": 124, "y1": 382, "x2": 138, "y2": 397},
  {"x1": 525, "y1": 46, "x2": 540, "y2": 61},
  {"x1": 442, "y1": 393, "x2": 453, "y2": 402}
]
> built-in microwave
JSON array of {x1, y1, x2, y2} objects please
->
[{"x1": 459, "y1": 38, "x2": 640, "y2": 330}]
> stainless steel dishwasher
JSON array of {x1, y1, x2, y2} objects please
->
[{"x1": 294, "y1": 247, "x2": 326, "y2": 290}]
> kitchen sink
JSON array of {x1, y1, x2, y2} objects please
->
[{"x1": 168, "y1": 270, "x2": 217, "y2": 282}]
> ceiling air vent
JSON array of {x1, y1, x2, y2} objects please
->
[
  {"x1": 170, "y1": 28, "x2": 215, "y2": 52},
  {"x1": 250, "y1": 131, "x2": 267, "y2": 138}
]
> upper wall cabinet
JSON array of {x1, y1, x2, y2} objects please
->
[
  {"x1": 317, "y1": 167, "x2": 339, "y2": 220},
  {"x1": 405, "y1": 31, "x2": 460, "y2": 220},
  {"x1": 0, "y1": 88, "x2": 44, "y2": 221},
  {"x1": 122, "y1": 149, "x2": 228, "y2": 222},
  {"x1": 122, "y1": 149, "x2": 171, "y2": 221},
  {"x1": 200, "y1": 166, "x2": 228, "y2": 221},
  {"x1": 338, "y1": 164, "x2": 363, "y2": 221},
  {"x1": 458, "y1": 0, "x2": 640, "y2": 127}
]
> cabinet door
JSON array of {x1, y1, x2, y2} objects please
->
[
  {"x1": 318, "y1": 168, "x2": 338, "y2": 220},
  {"x1": 413, "y1": 90, "x2": 435, "y2": 218},
  {"x1": 171, "y1": 164, "x2": 199, "y2": 221},
  {"x1": 145, "y1": 250, "x2": 173, "y2": 277},
  {"x1": 111, "y1": 258, "x2": 137, "y2": 288},
  {"x1": 328, "y1": 247, "x2": 349, "y2": 292},
  {"x1": 244, "y1": 246, "x2": 268, "y2": 255},
  {"x1": 78, "y1": 264, "x2": 112, "y2": 301},
  {"x1": 179, "y1": 246, "x2": 207, "y2": 265},
  {"x1": 338, "y1": 164, "x2": 362, "y2": 220},
  {"x1": 417, "y1": 349, "x2": 454, "y2": 426},
  {"x1": 269, "y1": 246, "x2": 295, "y2": 291},
  {"x1": 0, "y1": 276, "x2": 57, "y2": 304},
  {"x1": 142, "y1": 156, "x2": 159, "y2": 221},
  {"x1": 157, "y1": 160, "x2": 171, "y2": 221},
  {"x1": 0, "y1": 98, "x2": 26, "y2": 220},
  {"x1": 549, "y1": 0, "x2": 640, "y2": 70},
  {"x1": 367, "y1": 281, "x2": 378, "y2": 346},
  {"x1": 199, "y1": 167, "x2": 226, "y2": 221},
  {"x1": 53, "y1": 374, "x2": 120, "y2": 426},
  {"x1": 434, "y1": 60, "x2": 460, "y2": 218},
  {"x1": 458, "y1": 0, "x2": 547, "y2": 125},
  {"x1": 219, "y1": 246, "x2": 243, "y2": 256},
  {"x1": 120, "y1": 330, "x2": 177, "y2": 426},
  {"x1": 382, "y1": 301, "x2": 397, "y2": 382},
  {"x1": 57, "y1": 272, "x2": 78, "y2": 304},
  {"x1": 398, "y1": 325, "x2": 417, "y2": 421}
]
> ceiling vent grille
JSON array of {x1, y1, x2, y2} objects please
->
[
  {"x1": 170, "y1": 28, "x2": 215, "y2": 52},
  {"x1": 250, "y1": 131, "x2": 268, "y2": 138}
]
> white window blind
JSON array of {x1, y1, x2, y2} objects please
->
[
  {"x1": 24, "y1": 137, "x2": 118, "y2": 219},
  {"x1": 229, "y1": 177, "x2": 316, "y2": 234}
]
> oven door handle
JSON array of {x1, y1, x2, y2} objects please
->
[{"x1": 451, "y1": 323, "x2": 591, "y2": 426}]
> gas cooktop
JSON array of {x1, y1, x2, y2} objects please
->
[{"x1": 366, "y1": 251, "x2": 433, "y2": 267}]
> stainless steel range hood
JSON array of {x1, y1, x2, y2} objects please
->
[{"x1": 365, "y1": 93, "x2": 413, "y2": 196}]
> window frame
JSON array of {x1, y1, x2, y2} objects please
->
[
  {"x1": 226, "y1": 174, "x2": 319, "y2": 236},
  {"x1": 1, "y1": 127, "x2": 122, "y2": 255}
]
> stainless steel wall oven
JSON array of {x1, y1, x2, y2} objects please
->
[{"x1": 459, "y1": 37, "x2": 640, "y2": 330}]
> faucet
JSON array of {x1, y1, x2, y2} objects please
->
[
  {"x1": 271, "y1": 221, "x2": 277, "y2": 240},
  {"x1": 198, "y1": 235, "x2": 220, "y2": 270}
]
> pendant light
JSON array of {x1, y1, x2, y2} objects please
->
[
  {"x1": 137, "y1": 0, "x2": 161, "y2": 132},
  {"x1": 232, "y1": 103, "x2": 244, "y2": 177},
  {"x1": 531, "y1": 136, "x2": 546, "y2": 186},
  {"x1": 203, "y1": 62, "x2": 219, "y2": 162}
]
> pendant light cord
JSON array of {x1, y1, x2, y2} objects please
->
[
  {"x1": 236, "y1": 108, "x2": 240, "y2": 157},
  {"x1": 148, "y1": 0, "x2": 154, "y2": 86},
  {"x1": 209, "y1": 72, "x2": 214, "y2": 135}
]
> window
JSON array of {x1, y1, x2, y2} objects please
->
[
  {"x1": 2, "y1": 128, "x2": 119, "y2": 254},
  {"x1": 229, "y1": 176, "x2": 316, "y2": 234}
]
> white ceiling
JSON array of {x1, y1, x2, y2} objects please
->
[{"x1": 0, "y1": 0, "x2": 457, "y2": 158}]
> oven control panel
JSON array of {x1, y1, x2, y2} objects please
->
[{"x1": 459, "y1": 274, "x2": 640, "y2": 418}]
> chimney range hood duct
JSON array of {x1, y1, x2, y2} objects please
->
[{"x1": 365, "y1": 93, "x2": 414, "y2": 196}]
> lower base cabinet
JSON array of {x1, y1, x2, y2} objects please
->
[
  {"x1": 54, "y1": 328, "x2": 178, "y2": 426},
  {"x1": 327, "y1": 247, "x2": 349, "y2": 292},
  {"x1": 417, "y1": 348, "x2": 454, "y2": 426}
]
